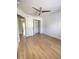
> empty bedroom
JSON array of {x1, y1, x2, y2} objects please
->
[{"x1": 17, "y1": 0, "x2": 61, "y2": 59}]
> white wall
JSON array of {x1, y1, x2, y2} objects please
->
[
  {"x1": 17, "y1": 8, "x2": 43, "y2": 37},
  {"x1": 42, "y1": 11, "x2": 61, "y2": 39},
  {"x1": 25, "y1": 16, "x2": 33, "y2": 36},
  {"x1": 26, "y1": 16, "x2": 43, "y2": 36},
  {"x1": 17, "y1": 7, "x2": 61, "y2": 44}
]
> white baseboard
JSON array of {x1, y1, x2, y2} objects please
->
[{"x1": 42, "y1": 33, "x2": 61, "y2": 40}]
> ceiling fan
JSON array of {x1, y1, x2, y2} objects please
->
[{"x1": 32, "y1": 7, "x2": 51, "y2": 16}]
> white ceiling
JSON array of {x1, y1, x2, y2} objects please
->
[{"x1": 17, "y1": 0, "x2": 61, "y2": 16}]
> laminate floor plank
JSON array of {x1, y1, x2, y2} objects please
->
[{"x1": 17, "y1": 34, "x2": 61, "y2": 59}]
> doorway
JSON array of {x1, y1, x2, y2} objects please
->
[
  {"x1": 33, "y1": 20, "x2": 40, "y2": 35},
  {"x1": 17, "y1": 15, "x2": 26, "y2": 38}
]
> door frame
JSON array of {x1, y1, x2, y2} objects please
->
[
  {"x1": 17, "y1": 14, "x2": 26, "y2": 37},
  {"x1": 33, "y1": 19, "x2": 40, "y2": 35}
]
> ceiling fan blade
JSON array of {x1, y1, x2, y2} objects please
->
[
  {"x1": 42, "y1": 10, "x2": 51, "y2": 13},
  {"x1": 32, "y1": 7, "x2": 40, "y2": 12}
]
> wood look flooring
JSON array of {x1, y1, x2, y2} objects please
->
[{"x1": 17, "y1": 34, "x2": 61, "y2": 59}]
